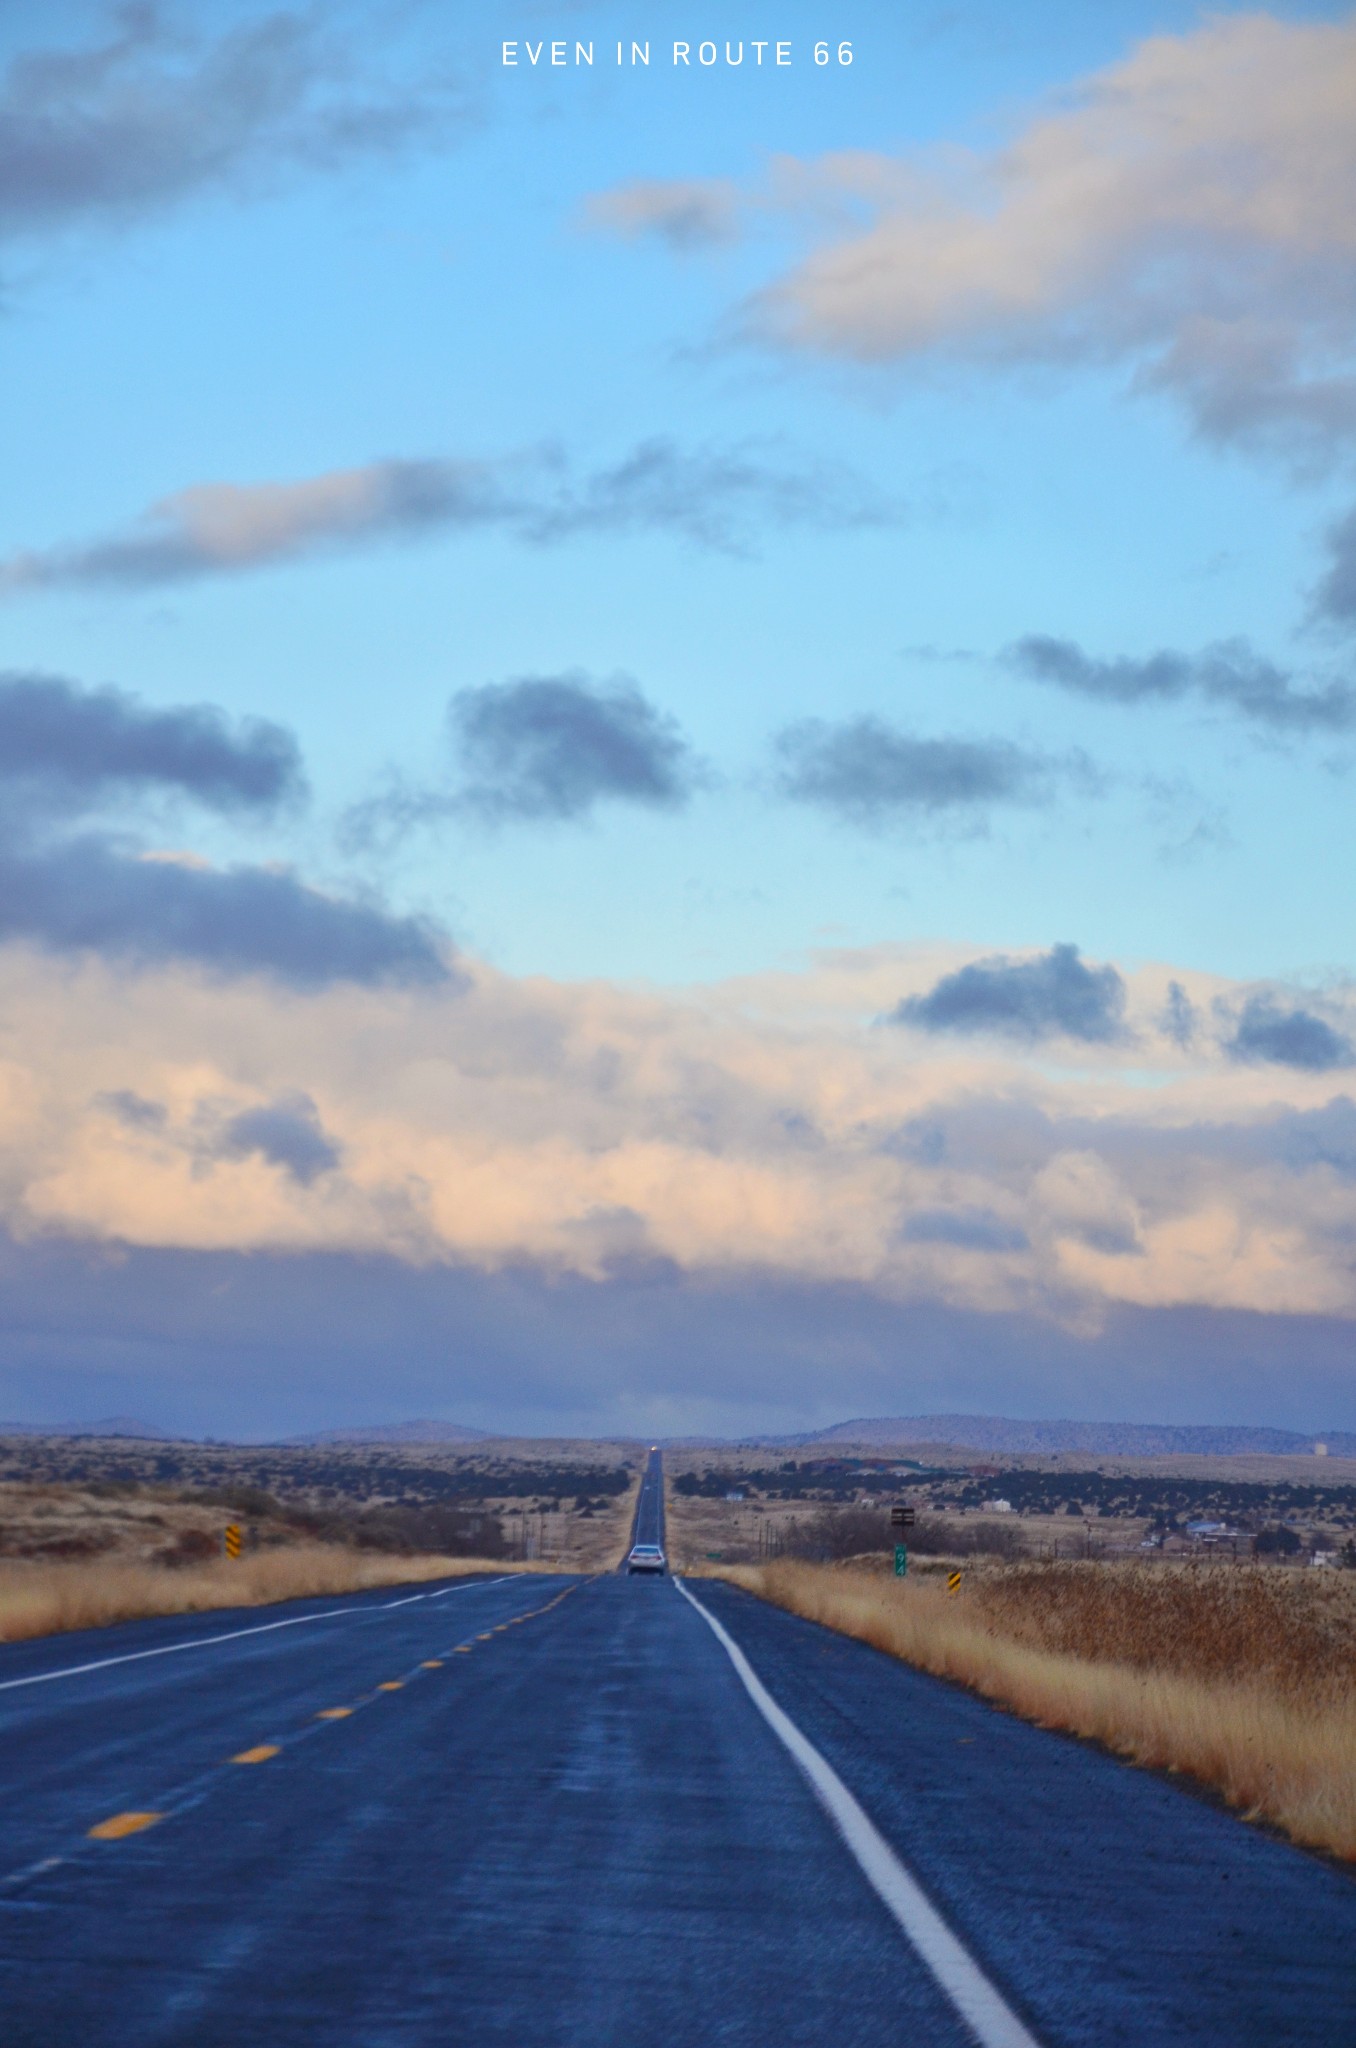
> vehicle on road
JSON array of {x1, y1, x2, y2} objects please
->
[{"x1": 626, "y1": 1542, "x2": 667, "y2": 1575}]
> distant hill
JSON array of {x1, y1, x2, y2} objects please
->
[
  {"x1": 0, "y1": 1416, "x2": 175, "y2": 1441},
  {"x1": 806, "y1": 1414, "x2": 1356, "y2": 1458},
  {"x1": 284, "y1": 1420, "x2": 493, "y2": 1446}
]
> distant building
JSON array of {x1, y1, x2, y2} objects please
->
[{"x1": 983, "y1": 1498, "x2": 1014, "y2": 1513}]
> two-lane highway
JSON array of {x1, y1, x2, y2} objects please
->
[
  {"x1": 2, "y1": 1460, "x2": 1353, "y2": 2045},
  {"x1": 625, "y1": 1443, "x2": 666, "y2": 1554}
]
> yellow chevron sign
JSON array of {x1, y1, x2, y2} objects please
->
[
  {"x1": 946, "y1": 1569, "x2": 962, "y2": 1595},
  {"x1": 224, "y1": 1523, "x2": 242, "y2": 1559}
]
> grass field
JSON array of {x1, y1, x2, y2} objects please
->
[
  {"x1": 0, "y1": 1545, "x2": 537, "y2": 1643},
  {"x1": 710, "y1": 1558, "x2": 1356, "y2": 1863}
]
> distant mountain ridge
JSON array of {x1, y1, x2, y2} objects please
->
[
  {"x1": 0, "y1": 1416, "x2": 174, "y2": 1440},
  {"x1": 806, "y1": 1414, "x2": 1355, "y2": 1458},
  {"x1": 283, "y1": 1420, "x2": 493, "y2": 1446}
]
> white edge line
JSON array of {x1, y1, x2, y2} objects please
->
[
  {"x1": 0, "y1": 1608, "x2": 353, "y2": 1692},
  {"x1": 674, "y1": 1577, "x2": 1044, "y2": 2048},
  {"x1": 0, "y1": 1573, "x2": 515, "y2": 1692}
]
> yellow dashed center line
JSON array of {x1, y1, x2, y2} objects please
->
[
  {"x1": 65, "y1": 1587, "x2": 583, "y2": 1866},
  {"x1": 88, "y1": 1811, "x2": 162, "y2": 1841}
]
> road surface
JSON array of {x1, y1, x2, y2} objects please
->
[
  {"x1": 624, "y1": 1442, "x2": 666, "y2": 1555},
  {"x1": 1, "y1": 1471, "x2": 1353, "y2": 2044}
]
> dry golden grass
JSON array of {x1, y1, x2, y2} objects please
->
[
  {"x1": 709, "y1": 1559, "x2": 1356, "y2": 1863},
  {"x1": 0, "y1": 1545, "x2": 538, "y2": 1644}
]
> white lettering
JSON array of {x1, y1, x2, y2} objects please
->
[
  {"x1": 726, "y1": 42, "x2": 744, "y2": 65},
  {"x1": 551, "y1": 41, "x2": 566, "y2": 65},
  {"x1": 526, "y1": 40, "x2": 543, "y2": 65},
  {"x1": 776, "y1": 40, "x2": 791, "y2": 64},
  {"x1": 502, "y1": 41, "x2": 517, "y2": 64},
  {"x1": 631, "y1": 40, "x2": 650, "y2": 64},
  {"x1": 576, "y1": 41, "x2": 593, "y2": 64},
  {"x1": 699, "y1": 40, "x2": 716, "y2": 65},
  {"x1": 751, "y1": 41, "x2": 768, "y2": 63},
  {"x1": 673, "y1": 40, "x2": 690, "y2": 64}
]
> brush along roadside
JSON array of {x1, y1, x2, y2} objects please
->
[
  {"x1": 0, "y1": 1546, "x2": 550, "y2": 1644},
  {"x1": 699, "y1": 1559, "x2": 1356, "y2": 1864}
]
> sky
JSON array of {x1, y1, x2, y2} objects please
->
[{"x1": 0, "y1": 0, "x2": 1355, "y2": 1438}]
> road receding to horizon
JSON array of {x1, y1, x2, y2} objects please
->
[{"x1": 1, "y1": 1458, "x2": 1352, "y2": 2046}]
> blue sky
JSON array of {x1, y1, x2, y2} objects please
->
[{"x1": 0, "y1": 1, "x2": 1354, "y2": 1435}]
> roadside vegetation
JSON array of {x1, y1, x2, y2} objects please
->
[
  {"x1": 0, "y1": 1545, "x2": 535, "y2": 1644},
  {"x1": 0, "y1": 1445, "x2": 643, "y2": 1640},
  {"x1": 709, "y1": 1557, "x2": 1356, "y2": 1863}
]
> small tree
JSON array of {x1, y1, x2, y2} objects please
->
[{"x1": 1253, "y1": 1525, "x2": 1302, "y2": 1558}]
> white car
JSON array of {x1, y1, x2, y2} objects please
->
[{"x1": 626, "y1": 1543, "x2": 667, "y2": 1575}]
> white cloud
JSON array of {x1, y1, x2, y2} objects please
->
[
  {"x1": 583, "y1": 177, "x2": 741, "y2": 249},
  {"x1": 1, "y1": 942, "x2": 1355, "y2": 1328},
  {"x1": 598, "y1": 14, "x2": 1356, "y2": 468}
]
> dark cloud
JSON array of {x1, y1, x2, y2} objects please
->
[
  {"x1": 446, "y1": 674, "x2": 701, "y2": 824},
  {"x1": 0, "y1": 440, "x2": 901, "y2": 596},
  {"x1": 215, "y1": 1093, "x2": 341, "y2": 1184},
  {"x1": 901, "y1": 1208, "x2": 1029, "y2": 1253},
  {"x1": 0, "y1": 671, "x2": 302, "y2": 814},
  {"x1": 1161, "y1": 979, "x2": 1197, "y2": 1050},
  {"x1": 1224, "y1": 996, "x2": 1354, "y2": 1073},
  {"x1": 95, "y1": 1089, "x2": 167, "y2": 1131},
  {"x1": 0, "y1": 7, "x2": 457, "y2": 244},
  {"x1": 892, "y1": 943, "x2": 1128, "y2": 1044},
  {"x1": 525, "y1": 438, "x2": 900, "y2": 553},
  {"x1": 1011, "y1": 634, "x2": 1356, "y2": 733},
  {"x1": 584, "y1": 177, "x2": 741, "y2": 251},
  {"x1": 0, "y1": 835, "x2": 451, "y2": 988},
  {"x1": 0, "y1": 668, "x2": 448, "y2": 986},
  {"x1": 773, "y1": 716, "x2": 1072, "y2": 824},
  {"x1": 0, "y1": 1233, "x2": 1352, "y2": 1441},
  {"x1": 1310, "y1": 505, "x2": 1356, "y2": 630}
]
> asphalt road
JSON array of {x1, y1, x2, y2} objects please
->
[
  {"x1": 625, "y1": 1443, "x2": 666, "y2": 1554},
  {"x1": 1, "y1": 1505, "x2": 1353, "y2": 2044}
]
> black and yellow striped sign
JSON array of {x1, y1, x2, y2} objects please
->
[
  {"x1": 224, "y1": 1523, "x2": 242, "y2": 1560},
  {"x1": 946, "y1": 1569, "x2": 962, "y2": 1595}
]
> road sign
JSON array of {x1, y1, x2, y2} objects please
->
[
  {"x1": 894, "y1": 1545, "x2": 908, "y2": 1577},
  {"x1": 946, "y1": 1569, "x2": 962, "y2": 1595},
  {"x1": 890, "y1": 1506, "x2": 916, "y2": 1528},
  {"x1": 224, "y1": 1523, "x2": 242, "y2": 1560}
]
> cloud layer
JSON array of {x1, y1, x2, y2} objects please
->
[
  {"x1": 0, "y1": 669, "x2": 448, "y2": 989},
  {"x1": 1312, "y1": 507, "x2": 1356, "y2": 629},
  {"x1": 448, "y1": 674, "x2": 701, "y2": 823},
  {"x1": 773, "y1": 716, "x2": 1077, "y2": 824},
  {"x1": 1011, "y1": 635, "x2": 1356, "y2": 735},
  {"x1": 1225, "y1": 996, "x2": 1354, "y2": 1075},
  {"x1": 0, "y1": 940, "x2": 1353, "y2": 1340},
  {"x1": 0, "y1": 670, "x2": 303, "y2": 809},
  {"x1": 0, "y1": 7, "x2": 457, "y2": 244},
  {"x1": 0, "y1": 440, "x2": 900, "y2": 594},
  {"x1": 599, "y1": 15, "x2": 1356, "y2": 470},
  {"x1": 892, "y1": 944, "x2": 1127, "y2": 1045}
]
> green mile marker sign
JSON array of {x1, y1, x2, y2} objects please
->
[{"x1": 894, "y1": 1545, "x2": 908, "y2": 1577}]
